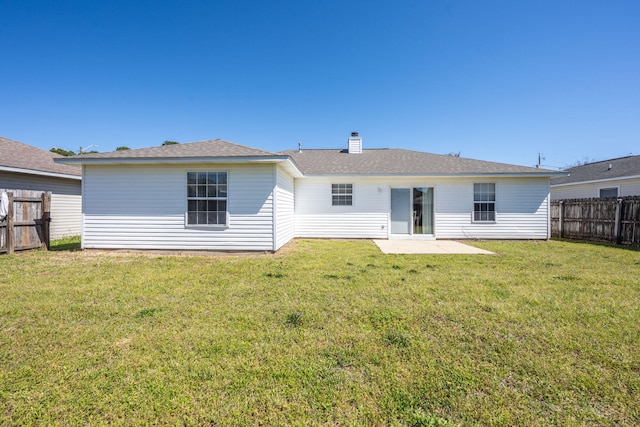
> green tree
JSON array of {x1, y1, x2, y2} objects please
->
[
  {"x1": 162, "y1": 141, "x2": 179, "y2": 145},
  {"x1": 50, "y1": 147, "x2": 76, "y2": 156},
  {"x1": 116, "y1": 146, "x2": 130, "y2": 151}
]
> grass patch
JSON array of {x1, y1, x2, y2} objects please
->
[
  {"x1": 49, "y1": 235, "x2": 81, "y2": 251},
  {"x1": 1, "y1": 239, "x2": 638, "y2": 425}
]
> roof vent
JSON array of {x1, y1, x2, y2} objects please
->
[
  {"x1": 348, "y1": 132, "x2": 362, "y2": 154},
  {"x1": 608, "y1": 163, "x2": 612, "y2": 170}
]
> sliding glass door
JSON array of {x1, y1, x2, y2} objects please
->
[
  {"x1": 391, "y1": 187, "x2": 434, "y2": 235},
  {"x1": 413, "y1": 187, "x2": 434, "y2": 235}
]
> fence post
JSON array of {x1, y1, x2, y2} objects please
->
[
  {"x1": 615, "y1": 198, "x2": 623, "y2": 245},
  {"x1": 559, "y1": 200, "x2": 564, "y2": 238},
  {"x1": 7, "y1": 192, "x2": 14, "y2": 254},
  {"x1": 41, "y1": 192, "x2": 51, "y2": 250}
]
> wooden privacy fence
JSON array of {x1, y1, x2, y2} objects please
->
[
  {"x1": 551, "y1": 196, "x2": 640, "y2": 246},
  {"x1": 0, "y1": 189, "x2": 51, "y2": 255}
]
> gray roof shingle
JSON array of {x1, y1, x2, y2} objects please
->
[
  {"x1": 0, "y1": 136, "x2": 81, "y2": 177},
  {"x1": 281, "y1": 148, "x2": 558, "y2": 176},
  {"x1": 551, "y1": 155, "x2": 640, "y2": 185},
  {"x1": 64, "y1": 139, "x2": 280, "y2": 160}
]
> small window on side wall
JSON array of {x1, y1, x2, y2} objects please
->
[
  {"x1": 473, "y1": 183, "x2": 496, "y2": 222},
  {"x1": 599, "y1": 187, "x2": 618, "y2": 198},
  {"x1": 187, "y1": 172, "x2": 228, "y2": 226},
  {"x1": 332, "y1": 184, "x2": 353, "y2": 206}
]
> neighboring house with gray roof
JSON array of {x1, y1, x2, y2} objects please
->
[
  {"x1": 550, "y1": 155, "x2": 640, "y2": 200},
  {"x1": 56, "y1": 133, "x2": 563, "y2": 251},
  {"x1": 1, "y1": 136, "x2": 82, "y2": 239}
]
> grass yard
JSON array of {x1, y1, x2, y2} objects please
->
[{"x1": 1, "y1": 239, "x2": 638, "y2": 426}]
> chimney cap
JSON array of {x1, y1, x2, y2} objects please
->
[{"x1": 351, "y1": 132, "x2": 359, "y2": 137}]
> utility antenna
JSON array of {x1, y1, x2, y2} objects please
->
[
  {"x1": 79, "y1": 144, "x2": 98, "y2": 154},
  {"x1": 536, "y1": 153, "x2": 545, "y2": 168}
]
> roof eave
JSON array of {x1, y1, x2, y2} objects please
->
[
  {"x1": 551, "y1": 174, "x2": 640, "y2": 187},
  {"x1": 55, "y1": 155, "x2": 292, "y2": 165},
  {"x1": 0, "y1": 165, "x2": 82, "y2": 180},
  {"x1": 300, "y1": 172, "x2": 567, "y2": 178}
]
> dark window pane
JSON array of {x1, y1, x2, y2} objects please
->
[
  {"x1": 198, "y1": 200, "x2": 207, "y2": 211},
  {"x1": 218, "y1": 185, "x2": 227, "y2": 197},
  {"x1": 207, "y1": 185, "x2": 217, "y2": 197},
  {"x1": 208, "y1": 212, "x2": 218, "y2": 224},
  {"x1": 218, "y1": 173, "x2": 227, "y2": 184},
  {"x1": 188, "y1": 200, "x2": 197, "y2": 211},
  {"x1": 187, "y1": 185, "x2": 196, "y2": 198},
  {"x1": 218, "y1": 212, "x2": 226, "y2": 224},
  {"x1": 208, "y1": 200, "x2": 218, "y2": 212},
  {"x1": 197, "y1": 186, "x2": 207, "y2": 197},
  {"x1": 198, "y1": 172, "x2": 207, "y2": 184},
  {"x1": 207, "y1": 172, "x2": 218, "y2": 184},
  {"x1": 187, "y1": 172, "x2": 197, "y2": 185},
  {"x1": 187, "y1": 212, "x2": 197, "y2": 224},
  {"x1": 218, "y1": 200, "x2": 227, "y2": 212}
]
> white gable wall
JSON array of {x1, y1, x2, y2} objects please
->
[
  {"x1": 82, "y1": 163, "x2": 276, "y2": 250},
  {"x1": 295, "y1": 176, "x2": 550, "y2": 240},
  {"x1": 550, "y1": 176, "x2": 640, "y2": 200}
]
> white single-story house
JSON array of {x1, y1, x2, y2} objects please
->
[
  {"x1": 56, "y1": 133, "x2": 564, "y2": 251},
  {"x1": 1, "y1": 136, "x2": 82, "y2": 239},
  {"x1": 550, "y1": 155, "x2": 640, "y2": 200}
]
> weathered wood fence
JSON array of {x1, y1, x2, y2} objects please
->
[
  {"x1": 0, "y1": 189, "x2": 51, "y2": 255},
  {"x1": 551, "y1": 196, "x2": 640, "y2": 246}
]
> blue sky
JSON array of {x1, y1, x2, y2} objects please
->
[{"x1": 1, "y1": 0, "x2": 638, "y2": 169}]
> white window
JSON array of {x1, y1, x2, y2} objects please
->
[
  {"x1": 599, "y1": 187, "x2": 618, "y2": 198},
  {"x1": 473, "y1": 183, "x2": 496, "y2": 222},
  {"x1": 332, "y1": 184, "x2": 353, "y2": 206},
  {"x1": 187, "y1": 172, "x2": 227, "y2": 225}
]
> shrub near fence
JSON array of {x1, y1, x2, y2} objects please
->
[{"x1": 551, "y1": 196, "x2": 640, "y2": 246}]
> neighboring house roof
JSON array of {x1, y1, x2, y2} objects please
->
[
  {"x1": 551, "y1": 155, "x2": 640, "y2": 186},
  {"x1": 58, "y1": 139, "x2": 283, "y2": 162},
  {"x1": 0, "y1": 136, "x2": 81, "y2": 179},
  {"x1": 281, "y1": 148, "x2": 561, "y2": 176}
]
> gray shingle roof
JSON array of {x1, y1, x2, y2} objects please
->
[
  {"x1": 64, "y1": 139, "x2": 280, "y2": 160},
  {"x1": 0, "y1": 136, "x2": 81, "y2": 177},
  {"x1": 281, "y1": 148, "x2": 558, "y2": 176},
  {"x1": 551, "y1": 155, "x2": 640, "y2": 185}
]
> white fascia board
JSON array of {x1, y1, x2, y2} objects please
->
[
  {"x1": 55, "y1": 155, "x2": 292, "y2": 165},
  {"x1": 551, "y1": 174, "x2": 640, "y2": 187},
  {"x1": 0, "y1": 165, "x2": 82, "y2": 180},
  {"x1": 299, "y1": 172, "x2": 566, "y2": 179}
]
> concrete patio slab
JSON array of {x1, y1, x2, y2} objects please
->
[{"x1": 373, "y1": 240, "x2": 495, "y2": 254}]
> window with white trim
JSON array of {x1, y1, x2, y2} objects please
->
[
  {"x1": 599, "y1": 187, "x2": 618, "y2": 198},
  {"x1": 187, "y1": 172, "x2": 228, "y2": 225},
  {"x1": 473, "y1": 183, "x2": 496, "y2": 222},
  {"x1": 332, "y1": 184, "x2": 353, "y2": 206}
]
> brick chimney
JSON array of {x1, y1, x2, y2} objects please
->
[{"x1": 348, "y1": 132, "x2": 362, "y2": 154}]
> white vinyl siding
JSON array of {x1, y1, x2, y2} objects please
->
[
  {"x1": 50, "y1": 193, "x2": 82, "y2": 239},
  {"x1": 551, "y1": 177, "x2": 640, "y2": 200},
  {"x1": 274, "y1": 166, "x2": 295, "y2": 250},
  {"x1": 0, "y1": 170, "x2": 82, "y2": 239},
  {"x1": 295, "y1": 176, "x2": 551, "y2": 240},
  {"x1": 435, "y1": 178, "x2": 550, "y2": 239},
  {"x1": 295, "y1": 178, "x2": 388, "y2": 238},
  {"x1": 82, "y1": 163, "x2": 276, "y2": 251}
]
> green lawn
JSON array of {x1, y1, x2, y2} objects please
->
[{"x1": 1, "y1": 239, "x2": 638, "y2": 426}]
